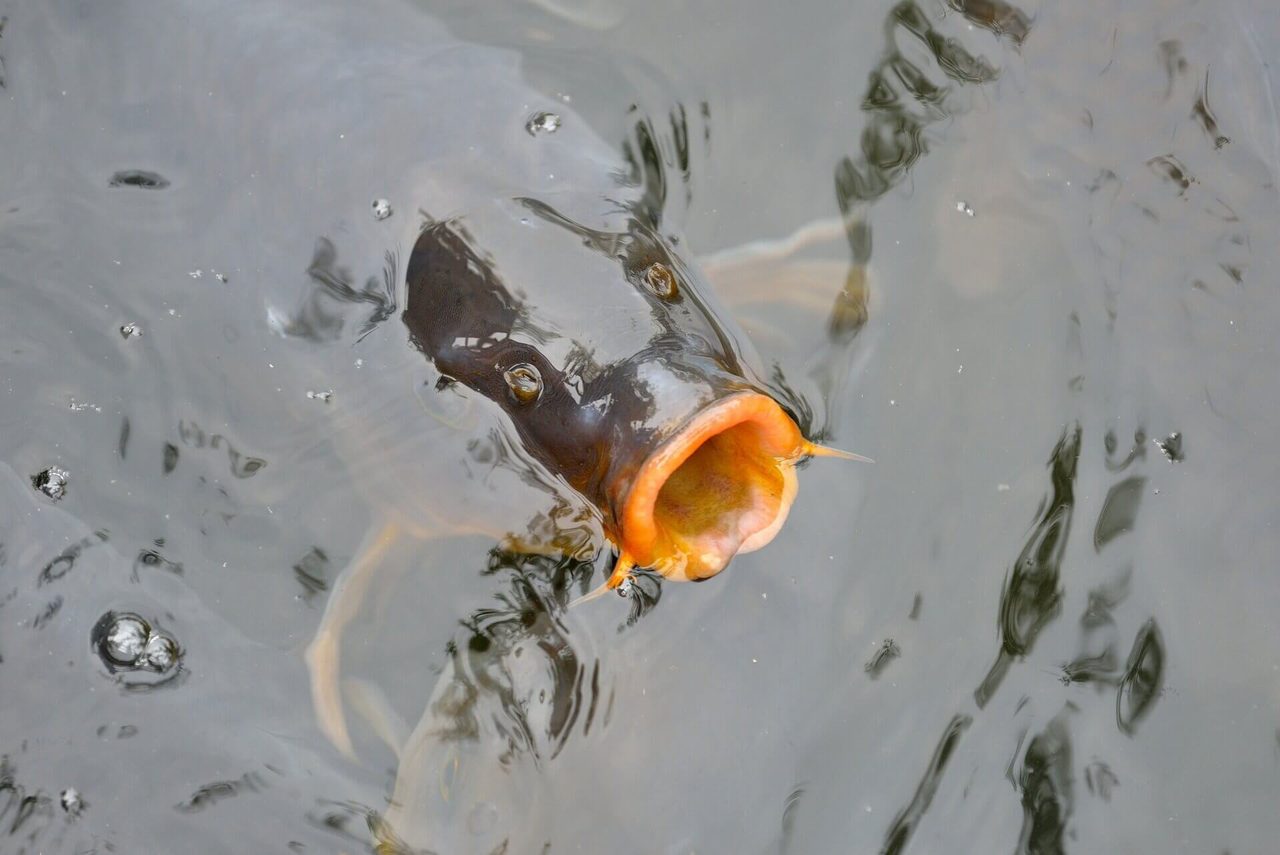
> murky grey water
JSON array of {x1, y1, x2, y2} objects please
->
[{"x1": 2, "y1": 0, "x2": 1279, "y2": 852}]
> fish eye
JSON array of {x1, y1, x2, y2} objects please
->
[
  {"x1": 503, "y1": 363, "x2": 543, "y2": 404},
  {"x1": 642, "y1": 263, "x2": 679, "y2": 300}
]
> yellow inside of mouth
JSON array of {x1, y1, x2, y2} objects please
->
[{"x1": 620, "y1": 393, "x2": 803, "y2": 581}]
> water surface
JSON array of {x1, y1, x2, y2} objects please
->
[{"x1": 1, "y1": 0, "x2": 1278, "y2": 852}]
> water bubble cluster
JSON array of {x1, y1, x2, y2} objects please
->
[
  {"x1": 956, "y1": 200, "x2": 975, "y2": 217},
  {"x1": 525, "y1": 111, "x2": 562, "y2": 136},
  {"x1": 119, "y1": 322, "x2": 142, "y2": 339},
  {"x1": 92, "y1": 611, "x2": 182, "y2": 676},
  {"x1": 372, "y1": 198, "x2": 393, "y2": 220},
  {"x1": 306, "y1": 389, "x2": 334, "y2": 404},
  {"x1": 31, "y1": 466, "x2": 70, "y2": 501}
]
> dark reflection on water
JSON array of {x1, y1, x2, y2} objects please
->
[
  {"x1": 132, "y1": 544, "x2": 184, "y2": 580},
  {"x1": 810, "y1": 0, "x2": 1023, "y2": 438},
  {"x1": 1116, "y1": 618, "x2": 1164, "y2": 736},
  {"x1": 175, "y1": 770, "x2": 270, "y2": 814},
  {"x1": 864, "y1": 637, "x2": 901, "y2": 678},
  {"x1": 1103, "y1": 427, "x2": 1147, "y2": 472},
  {"x1": 1093, "y1": 475, "x2": 1145, "y2": 550},
  {"x1": 620, "y1": 103, "x2": 697, "y2": 229},
  {"x1": 449, "y1": 550, "x2": 601, "y2": 764},
  {"x1": 161, "y1": 440, "x2": 179, "y2": 474},
  {"x1": 285, "y1": 238, "x2": 399, "y2": 343},
  {"x1": 175, "y1": 420, "x2": 267, "y2": 479},
  {"x1": 1016, "y1": 710, "x2": 1073, "y2": 855},
  {"x1": 976, "y1": 425, "x2": 1080, "y2": 709},
  {"x1": 881, "y1": 714, "x2": 972, "y2": 855},
  {"x1": 1063, "y1": 569, "x2": 1130, "y2": 685},
  {"x1": 107, "y1": 169, "x2": 170, "y2": 190},
  {"x1": 366, "y1": 549, "x2": 619, "y2": 852},
  {"x1": 835, "y1": 0, "x2": 1000, "y2": 216},
  {"x1": 1083, "y1": 759, "x2": 1118, "y2": 802},
  {"x1": 0, "y1": 756, "x2": 56, "y2": 850},
  {"x1": 292, "y1": 545, "x2": 331, "y2": 603},
  {"x1": 312, "y1": 800, "x2": 389, "y2": 852},
  {"x1": 1191, "y1": 67, "x2": 1232, "y2": 149},
  {"x1": 37, "y1": 533, "x2": 108, "y2": 588}
]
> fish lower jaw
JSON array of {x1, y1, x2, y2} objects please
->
[{"x1": 617, "y1": 392, "x2": 805, "y2": 582}]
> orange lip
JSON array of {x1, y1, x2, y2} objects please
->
[{"x1": 616, "y1": 392, "x2": 806, "y2": 581}]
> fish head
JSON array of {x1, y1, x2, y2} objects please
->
[{"x1": 403, "y1": 198, "x2": 813, "y2": 582}]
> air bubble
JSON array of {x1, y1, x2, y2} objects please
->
[
  {"x1": 306, "y1": 389, "x2": 334, "y2": 404},
  {"x1": 32, "y1": 466, "x2": 70, "y2": 501},
  {"x1": 525, "y1": 111, "x2": 562, "y2": 135},
  {"x1": 141, "y1": 633, "x2": 179, "y2": 673},
  {"x1": 372, "y1": 198, "x2": 393, "y2": 220},
  {"x1": 102, "y1": 614, "x2": 149, "y2": 667},
  {"x1": 189, "y1": 269, "x2": 203, "y2": 279},
  {"x1": 956, "y1": 200, "x2": 975, "y2": 217},
  {"x1": 213, "y1": 271, "x2": 229, "y2": 284},
  {"x1": 120, "y1": 322, "x2": 142, "y2": 339}
]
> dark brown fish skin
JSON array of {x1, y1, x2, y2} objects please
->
[{"x1": 401, "y1": 201, "x2": 767, "y2": 538}]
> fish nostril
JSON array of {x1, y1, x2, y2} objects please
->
[
  {"x1": 503, "y1": 363, "x2": 543, "y2": 404},
  {"x1": 643, "y1": 263, "x2": 679, "y2": 300}
]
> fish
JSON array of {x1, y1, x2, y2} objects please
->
[{"x1": 400, "y1": 200, "x2": 861, "y2": 592}]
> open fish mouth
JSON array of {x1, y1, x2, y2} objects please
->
[{"x1": 617, "y1": 392, "x2": 806, "y2": 581}]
